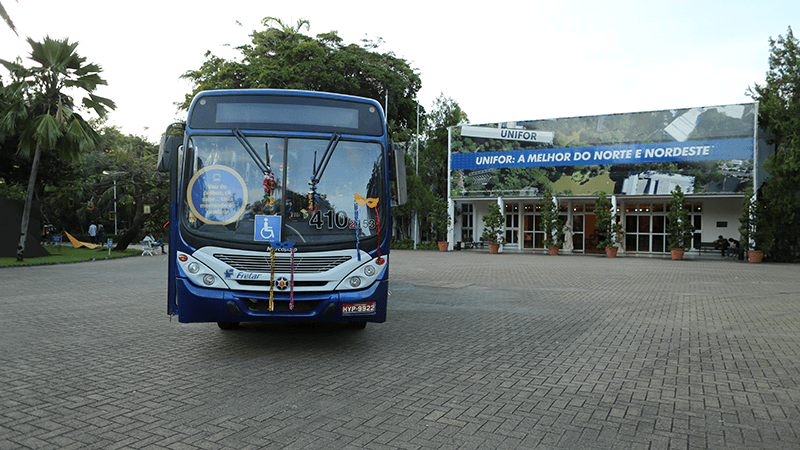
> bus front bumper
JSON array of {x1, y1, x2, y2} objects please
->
[{"x1": 174, "y1": 277, "x2": 388, "y2": 324}]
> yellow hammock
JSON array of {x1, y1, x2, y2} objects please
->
[{"x1": 64, "y1": 231, "x2": 99, "y2": 249}]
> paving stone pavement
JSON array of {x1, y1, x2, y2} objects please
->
[{"x1": 1, "y1": 251, "x2": 799, "y2": 449}]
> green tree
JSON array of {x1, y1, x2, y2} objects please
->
[
  {"x1": 420, "y1": 94, "x2": 468, "y2": 200},
  {"x1": 594, "y1": 192, "x2": 623, "y2": 250},
  {"x1": 18, "y1": 124, "x2": 167, "y2": 247},
  {"x1": 0, "y1": 36, "x2": 115, "y2": 260},
  {"x1": 428, "y1": 195, "x2": 451, "y2": 243},
  {"x1": 391, "y1": 149, "x2": 434, "y2": 241},
  {"x1": 179, "y1": 17, "x2": 421, "y2": 134},
  {"x1": 666, "y1": 185, "x2": 695, "y2": 250},
  {"x1": 382, "y1": 95, "x2": 467, "y2": 243},
  {"x1": 82, "y1": 126, "x2": 168, "y2": 251},
  {"x1": 481, "y1": 202, "x2": 506, "y2": 245},
  {"x1": 540, "y1": 185, "x2": 563, "y2": 247},
  {"x1": 400, "y1": 94, "x2": 467, "y2": 242},
  {"x1": 748, "y1": 26, "x2": 800, "y2": 261},
  {"x1": 738, "y1": 185, "x2": 755, "y2": 253}
]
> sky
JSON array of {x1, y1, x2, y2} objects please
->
[{"x1": 2, "y1": 0, "x2": 798, "y2": 144}]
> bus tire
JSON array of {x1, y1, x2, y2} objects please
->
[
  {"x1": 217, "y1": 322, "x2": 240, "y2": 330},
  {"x1": 348, "y1": 321, "x2": 367, "y2": 329}
]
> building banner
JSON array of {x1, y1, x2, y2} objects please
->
[{"x1": 450, "y1": 103, "x2": 757, "y2": 197}]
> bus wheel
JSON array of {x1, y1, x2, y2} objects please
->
[
  {"x1": 348, "y1": 321, "x2": 367, "y2": 329},
  {"x1": 217, "y1": 322, "x2": 240, "y2": 330}
]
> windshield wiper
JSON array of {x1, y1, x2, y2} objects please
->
[
  {"x1": 310, "y1": 133, "x2": 341, "y2": 186},
  {"x1": 233, "y1": 128, "x2": 271, "y2": 175}
]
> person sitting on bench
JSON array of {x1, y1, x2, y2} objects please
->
[
  {"x1": 727, "y1": 238, "x2": 740, "y2": 257},
  {"x1": 713, "y1": 235, "x2": 729, "y2": 257},
  {"x1": 144, "y1": 232, "x2": 167, "y2": 254}
]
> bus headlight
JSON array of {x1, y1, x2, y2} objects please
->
[
  {"x1": 177, "y1": 252, "x2": 230, "y2": 290},
  {"x1": 335, "y1": 256, "x2": 387, "y2": 291}
]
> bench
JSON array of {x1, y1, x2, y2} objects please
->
[
  {"x1": 456, "y1": 241, "x2": 486, "y2": 250},
  {"x1": 698, "y1": 242, "x2": 720, "y2": 253},
  {"x1": 140, "y1": 240, "x2": 156, "y2": 256}
]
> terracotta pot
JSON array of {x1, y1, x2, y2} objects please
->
[
  {"x1": 437, "y1": 241, "x2": 449, "y2": 252},
  {"x1": 548, "y1": 245, "x2": 559, "y2": 256},
  {"x1": 605, "y1": 247, "x2": 618, "y2": 257},
  {"x1": 488, "y1": 243, "x2": 500, "y2": 254},
  {"x1": 670, "y1": 248, "x2": 684, "y2": 260},
  {"x1": 748, "y1": 249, "x2": 764, "y2": 263}
]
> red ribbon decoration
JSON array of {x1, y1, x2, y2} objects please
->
[
  {"x1": 290, "y1": 247, "x2": 295, "y2": 310},
  {"x1": 355, "y1": 193, "x2": 381, "y2": 261},
  {"x1": 374, "y1": 207, "x2": 381, "y2": 260}
]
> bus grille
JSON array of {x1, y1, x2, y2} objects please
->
[{"x1": 213, "y1": 253, "x2": 352, "y2": 274}]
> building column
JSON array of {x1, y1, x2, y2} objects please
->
[
  {"x1": 447, "y1": 198, "x2": 455, "y2": 250},
  {"x1": 497, "y1": 197, "x2": 505, "y2": 253}
]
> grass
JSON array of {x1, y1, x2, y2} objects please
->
[
  {"x1": 0, "y1": 245, "x2": 141, "y2": 268},
  {"x1": 553, "y1": 170, "x2": 615, "y2": 195}
]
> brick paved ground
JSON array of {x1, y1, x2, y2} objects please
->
[{"x1": 1, "y1": 251, "x2": 798, "y2": 449}]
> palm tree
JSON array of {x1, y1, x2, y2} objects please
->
[
  {"x1": 1, "y1": 0, "x2": 17, "y2": 36},
  {"x1": 0, "y1": 36, "x2": 115, "y2": 261}
]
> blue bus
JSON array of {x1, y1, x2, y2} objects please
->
[{"x1": 157, "y1": 90, "x2": 407, "y2": 329}]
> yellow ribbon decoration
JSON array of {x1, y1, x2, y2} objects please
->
[{"x1": 269, "y1": 247, "x2": 275, "y2": 311}]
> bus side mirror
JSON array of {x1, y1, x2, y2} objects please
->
[
  {"x1": 391, "y1": 143, "x2": 408, "y2": 206},
  {"x1": 157, "y1": 135, "x2": 182, "y2": 173}
]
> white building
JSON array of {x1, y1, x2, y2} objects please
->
[{"x1": 445, "y1": 103, "x2": 772, "y2": 255}]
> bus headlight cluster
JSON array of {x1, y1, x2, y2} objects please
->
[
  {"x1": 177, "y1": 252, "x2": 229, "y2": 290},
  {"x1": 335, "y1": 256, "x2": 387, "y2": 291}
]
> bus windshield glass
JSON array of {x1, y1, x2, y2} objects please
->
[{"x1": 181, "y1": 135, "x2": 386, "y2": 248}]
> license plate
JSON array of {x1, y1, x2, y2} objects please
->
[{"x1": 342, "y1": 302, "x2": 376, "y2": 315}]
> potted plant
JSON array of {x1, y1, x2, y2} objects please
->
[
  {"x1": 595, "y1": 192, "x2": 624, "y2": 257},
  {"x1": 666, "y1": 185, "x2": 696, "y2": 260},
  {"x1": 540, "y1": 185, "x2": 564, "y2": 255},
  {"x1": 430, "y1": 196, "x2": 451, "y2": 252},
  {"x1": 738, "y1": 186, "x2": 763, "y2": 263},
  {"x1": 481, "y1": 202, "x2": 506, "y2": 253}
]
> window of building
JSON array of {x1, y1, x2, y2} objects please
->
[
  {"x1": 461, "y1": 203, "x2": 474, "y2": 243},
  {"x1": 505, "y1": 203, "x2": 519, "y2": 244},
  {"x1": 624, "y1": 202, "x2": 702, "y2": 253}
]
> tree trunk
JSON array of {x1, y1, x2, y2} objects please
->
[
  {"x1": 17, "y1": 142, "x2": 43, "y2": 261},
  {"x1": 114, "y1": 195, "x2": 168, "y2": 251}
]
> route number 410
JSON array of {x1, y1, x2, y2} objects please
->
[{"x1": 309, "y1": 210, "x2": 376, "y2": 230}]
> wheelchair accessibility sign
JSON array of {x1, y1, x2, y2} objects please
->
[{"x1": 254, "y1": 215, "x2": 281, "y2": 243}]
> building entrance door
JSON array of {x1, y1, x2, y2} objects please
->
[
  {"x1": 570, "y1": 214, "x2": 584, "y2": 252},
  {"x1": 584, "y1": 214, "x2": 602, "y2": 254}
]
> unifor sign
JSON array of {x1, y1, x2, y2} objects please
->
[
  {"x1": 450, "y1": 103, "x2": 758, "y2": 197},
  {"x1": 460, "y1": 126, "x2": 555, "y2": 144},
  {"x1": 451, "y1": 138, "x2": 752, "y2": 170}
]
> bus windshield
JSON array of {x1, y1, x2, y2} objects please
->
[{"x1": 181, "y1": 134, "x2": 386, "y2": 249}]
